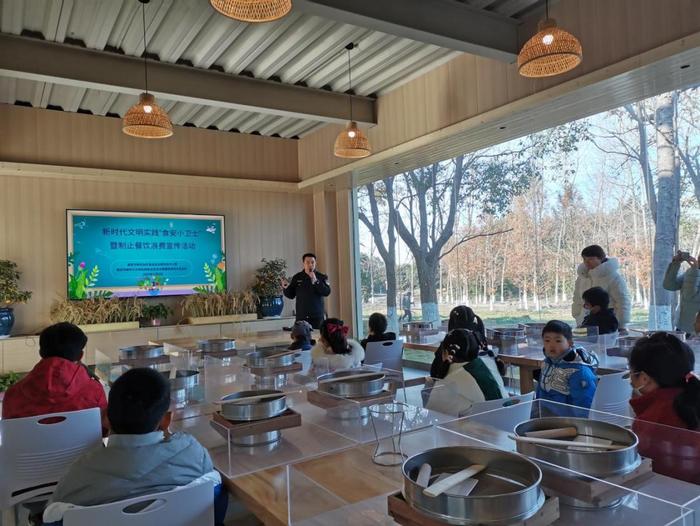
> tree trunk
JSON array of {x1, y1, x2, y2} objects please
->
[
  {"x1": 649, "y1": 92, "x2": 680, "y2": 329},
  {"x1": 416, "y1": 256, "x2": 440, "y2": 324}
]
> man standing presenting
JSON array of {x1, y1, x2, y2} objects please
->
[{"x1": 282, "y1": 253, "x2": 331, "y2": 329}]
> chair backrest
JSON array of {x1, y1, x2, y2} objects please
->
[
  {"x1": 0, "y1": 407, "x2": 102, "y2": 508},
  {"x1": 364, "y1": 340, "x2": 404, "y2": 375},
  {"x1": 63, "y1": 482, "x2": 214, "y2": 526},
  {"x1": 462, "y1": 392, "x2": 536, "y2": 432},
  {"x1": 590, "y1": 371, "x2": 632, "y2": 425}
]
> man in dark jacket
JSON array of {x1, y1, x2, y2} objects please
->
[{"x1": 282, "y1": 253, "x2": 331, "y2": 329}]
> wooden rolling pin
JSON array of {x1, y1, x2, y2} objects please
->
[
  {"x1": 218, "y1": 392, "x2": 285, "y2": 405},
  {"x1": 524, "y1": 427, "x2": 578, "y2": 439},
  {"x1": 416, "y1": 463, "x2": 432, "y2": 488},
  {"x1": 423, "y1": 464, "x2": 485, "y2": 498},
  {"x1": 508, "y1": 434, "x2": 626, "y2": 451}
]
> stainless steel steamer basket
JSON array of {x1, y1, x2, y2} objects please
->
[
  {"x1": 246, "y1": 348, "x2": 295, "y2": 369},
  {"x1": 317, "y1": 370, "x2": 385, "y2": 398},
  {"x1": 119, "y1": 345, "x2": 164, "y2": 360},
  {"x1": 168, "y1": 369, "x2": 200, "y2": 390},
  {"x1": 402, "y1": 446, "x2": 544, "y2": 525},
  {"x1": 198, "y1": 338, "x2": 236, "y2": 353},
  {"x1": 220, "y1": 390, "x2": 287, "y2": 421},
  {"x1": 513, "y1": 417, "x2": 640, "y2": 478}
]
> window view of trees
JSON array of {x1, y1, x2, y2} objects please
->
[{"x1": 356, "y1": 86, "x2": 700, "y2": 334}]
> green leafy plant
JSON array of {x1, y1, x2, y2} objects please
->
[
  {"x1": 67, "y1": 252, "x2": 111, "y2": 300},
  {"x1": 251, "y1": 258, "x2": 287, "y2": 298},
  {"x1": 141, "y1": 303, "x2": 173, "y2": 321},
  {"x1": 50, "y1": 297, "x2": 144, "y2": 325},
  {"x1": 0, "y1": 260, "x2": 32, "y2": 306},
  {"x1": 0, "y1": 371, "x2": 21, "y2": 392},
  {"x1": 181, "y1": 290, "x2": 258, "y2": 318},
  {"x1": 195, "y1": 252, "x2": 227, "y2": 293}
]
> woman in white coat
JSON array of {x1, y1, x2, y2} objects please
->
[{"x1": 572, "y1": 245, "x2": 632, "y2": 329}]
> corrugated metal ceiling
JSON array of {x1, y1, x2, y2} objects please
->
[{"x1": 0, "y1": 0, "x2": 541, "y2": 138}]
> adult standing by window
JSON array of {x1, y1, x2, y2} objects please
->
[
  {"x1": 282, "y1": 253, "x2": 331, "y2": 330},
  {"x1": 572, "y1": 245, "x2": 632, "y2": 329},
  {"x1": 663, "y1": 251, "x2": 700, "y2": 335}
]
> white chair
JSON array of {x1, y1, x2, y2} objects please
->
[
  {"x1": 364, "y1": 340, "x2": 404, "y2": 374},
  {"x1": 365, "y1": 340, "x2": 405, "y2": 401},
  {"x1": 62, "y1": 481, "x2": 214, "y2": 526},
  {"x1": 0, "y1": 407, "x2": 102, "y2": 526},
  {"x1": 590, "y1": 371, "x2": 632, "y2": 425},
  {"x1": 462, "y1": 392, "x2": 536, "y2": 432}
]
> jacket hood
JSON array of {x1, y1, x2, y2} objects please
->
[
  {"x1": 544, "y1": 346, "x2": 599, "y2": 368},
  {"x1": 18, "y1": 357, "x2": 88, "y2": 405},
  {"x1": 577, "y1": 257, "x2": 620, "y2": 278}
]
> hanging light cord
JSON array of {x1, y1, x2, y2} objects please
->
[
  {"x1": 142, "y1": 1, "x2": 149, "y2": 94},
  {"x1": 545, "y1": 0, "x2": 549, "y2": 20},
  {"x1": 346, "y1": 43, "x2": 354, "y2": 122}
]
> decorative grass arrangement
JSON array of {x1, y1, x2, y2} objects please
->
[
  {"x1": 180, "y1": 290, "x2": 258, "y2": 319},
  {"x1": 50, "y1": 297, "x2": 145, "y2": 325}
]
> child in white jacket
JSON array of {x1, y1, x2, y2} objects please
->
[
  {"x1": 426, "y1": 329, "x2": 507, "y2": 417},
  {"x1": 310, "y1": 318, "x2": 364, "y2": 373}
]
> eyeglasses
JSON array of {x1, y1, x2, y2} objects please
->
[{"x1": 622, "y1": 371, "x2": 642, "y2": 380}]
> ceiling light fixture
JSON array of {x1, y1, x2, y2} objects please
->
[
  {"x1": 122, "y1": 0, "x2": 173, "y2": 139},
  {"x1": 209, "y1": 0, "x2": 292, "y2": 23},
  {"x1": 334, "y1": 43, "x2": 371, "y2": 159},
  {"x1": 517, "y1": 0, "x2": 582, "y2": 78}
]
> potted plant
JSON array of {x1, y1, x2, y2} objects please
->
[
  {"x1": 251, "y1": 258, "x2": 287, "y2": 318},
  {"x1": 0, "y1": 260, "x2": 32, "y2": 338},
  {"x1": 50, "y1": 297, "x2": 144, "y2": 333},
  {"x1": 181, "y1": 290, "x2": 258, "y2": 324},
  {"x1": 140, "y1": 303, "x2": 173, "y2": 327}
]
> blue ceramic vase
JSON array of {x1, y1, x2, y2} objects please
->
[
  {"x1": 259, "y1": 296, "x2": 284, "y2": 318},
  {"x1": 0, "y1": 308, "x2": 15, "y2": 338}
]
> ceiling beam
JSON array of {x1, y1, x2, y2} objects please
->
[
  {"x1": 294, "y1": 0, "x2": 519, "y2": 62},
  {"x1": 0, "y1": 34, "x2": 376, "y2": 125}
]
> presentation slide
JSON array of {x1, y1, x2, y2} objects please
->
[{"x1": 66, "y1": 210, "x2": 226, "y2": 299}]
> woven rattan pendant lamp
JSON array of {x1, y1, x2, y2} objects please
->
[
  {"x1": 517, "y1": 0, "x2": 582, "y2": 78},
  {"x1": 122, "y1": 0, "x2": 173, "y2": 139},
  {"x1": 209, "y1": 0, "x2": 292, "y2": 23},
  {"x1": 334, "y1": 43, "x2": 371, "y2": 159}
]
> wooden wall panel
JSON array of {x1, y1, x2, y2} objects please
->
[
  {"x1": 0, "y1": 171, "x2": 313, "y2": 335},
  {"x1": 0, "y1": 105, "x2": 299, "y2": 182},
  {"x1": 298, "y1": 0, "x2": 700, "y2": 180}
]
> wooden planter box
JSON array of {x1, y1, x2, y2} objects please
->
[
  {"x1": 78, "y1": 321, "x2": 140, "y2": 333},
  {"x1": 184, "y1": 313, "x2": 258, "y2": 325}
]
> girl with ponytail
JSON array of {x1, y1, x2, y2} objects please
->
[
  {"x1": 628, "y1": 333, "x2": 700, "y2": 483},
  {"x1": 310, "y1": 318, "x2": 365, "y2": 372}
]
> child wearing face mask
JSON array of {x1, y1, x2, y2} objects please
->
[
  {"x1": 628, "y1": 333, "x2": 700, "y2": 483},
  {"x1": 535, "y1": 320, "x2": 599, "y2": 416},
  {"x1": 581, "y1": 287, "x2": 619, "y2": 335}
]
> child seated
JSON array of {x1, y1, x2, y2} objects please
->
[
  {"x1": 628, "y1": 333, "x2": 700, "y2": 484},
  {"x1": 426, "y1": 329, "x2": 507, "y2": 417},
  {"x1": 288, "y1": 320, "x2": 315, "y2": 351},
  {"x1": 581, "y1": 287, "x2": 619, "y2": 335},
  {"x1": 360, "y1": 312, "x2": 397, "y2": 349},
  {"x1": 2, "y1": 323, "x2": 107, "y2": 430},
  {"x1": 42, "y1": 368, "x2": 226, "y2": 525},
  {"x1": 310, "y1": 318, "x2": 364, "y2": 372},
  {"x1": 443, "y1": 305, "x2": 507, "y2": 380},
  {"x1": 536, "y1": 320, "x2": 598, "y2": 415}
]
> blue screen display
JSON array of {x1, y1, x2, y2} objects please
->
[{"x1": 66, "y1": 210, "x2": 226, "y2": 299}]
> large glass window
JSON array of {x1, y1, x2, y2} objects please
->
[{"x1": 355, "y1": 86, "x2": 700, "y2": 338}]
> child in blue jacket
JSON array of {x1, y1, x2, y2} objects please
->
[{"x1": 536, "y1": 320, "x2": 599, "y2": 416}]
